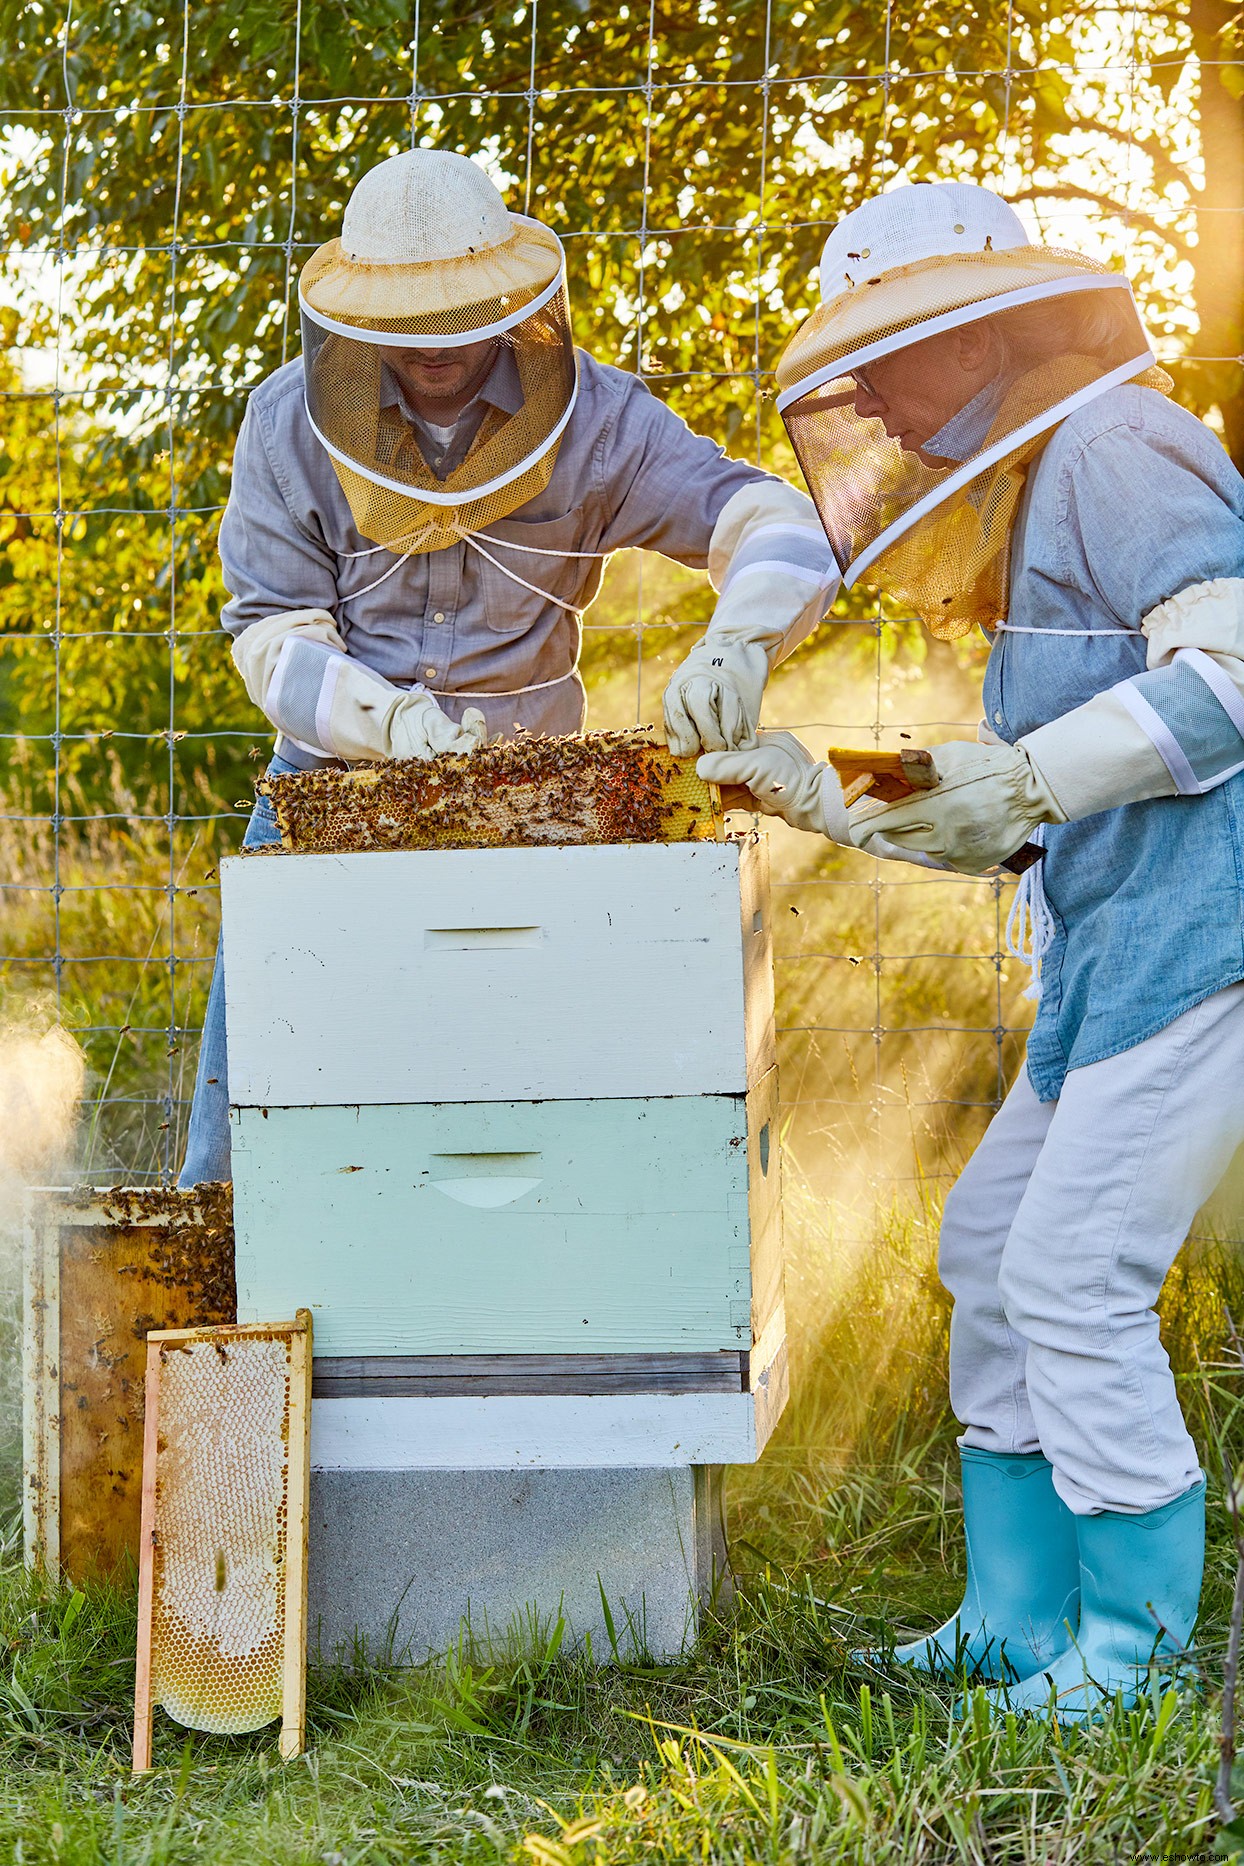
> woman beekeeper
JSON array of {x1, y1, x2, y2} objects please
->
[{"x1": 702, "y1": 180, "x2": 1244, "y2": 1719}]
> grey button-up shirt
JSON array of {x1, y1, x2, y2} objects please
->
[{"x1": 220, "y1": 349, "x2": 772, "y2": 760}]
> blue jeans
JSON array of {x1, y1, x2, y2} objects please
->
[{"x1": 178, "y1": 756, "x2": 298, "y2": 1186}]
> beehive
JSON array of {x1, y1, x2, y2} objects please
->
[
  {"x1": 224, "y1": 837, "x2": 785, "y2": 1469},
  {"x1": 23, "y1": 1185, "x2": 236, "y2": 1582},
  {"x1": 259, "y1": 729, "x2": 726, "y2": 854},
  {"x1": 221, "y1": 750, "x2": 786, "y2": 1659}
]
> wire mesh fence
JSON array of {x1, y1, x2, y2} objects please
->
[{"x1": 1, "y1": 0, "x2": 1240, "y2": 1235}]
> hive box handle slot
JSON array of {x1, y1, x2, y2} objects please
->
[
  {"x1": 430, "y1": 1152, "x2": 543, "y2": 1209},
  {"x1": 424, "y1": 926, "x2": 542, "y2": 951}
]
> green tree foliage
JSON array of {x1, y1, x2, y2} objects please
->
[{"x1": 0, "y1": 0, "x2": 1236, "y2": 814}]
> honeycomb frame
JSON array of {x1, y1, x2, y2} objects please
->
[
  {"x1": 132, "y1": 1311, "x2": 312, "y2": 1771},
  {"x1": 257, "y1": 729, "x2": 729, "y2": 856},
  {"x1": 23, "y1": 1184, "x2": 236, "y2": 1584}
]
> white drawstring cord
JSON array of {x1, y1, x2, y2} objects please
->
[
  {"x1": 994, "y1": 624, "x2": 1133, "y2": 635},
  {"x1": 338, "y1": 550, "x2": 415, "y2": 601},
  {"x1": 332, "y1": 528, "x2": 610, "y2": 616},
  {"x1": 426, "y1": 666, "x2": 581, "y2": 700},
  {"x1": 473, "y1": 531, "x2": 611, "y2": 560},
  {"x1": 1005, "y1": 824, "x2": 1055, "y2": 1001},
  {"x1": 331, "y1": 528, "x2": 610, "y2": 700},
  {"x1": 461, "y1": 534, "x2": 586, "y2": 615}
]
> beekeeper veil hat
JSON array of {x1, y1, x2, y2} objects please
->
[
  {"x1": 776, "y1": 182, "x2": 1169, "y2": 637},
  {"x1": 299, "y1": 149, "x2": 577, "y2": 554}
]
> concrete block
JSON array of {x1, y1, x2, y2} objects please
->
[{"x1": 307, "y1": 1465, "x2": 729, "y2": 1665}]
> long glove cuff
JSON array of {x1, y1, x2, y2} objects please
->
[{"x1": 1019, "y1": 688, "x2": 1177, "y2": 821}]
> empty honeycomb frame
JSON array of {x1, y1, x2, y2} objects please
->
[
  {"x1": 132, "y1": 1312, "x2": 312, "y2": 1772},
  {"x1": 258, "y1": 729, "x2": 734, "y2": 855},
  {"x1": 23, "y1": 1186, "x2": 236, "y2": 1583}
]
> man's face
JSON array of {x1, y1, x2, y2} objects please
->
[
  {"x1": 850, "y1": 323, "x2": 999, "y2": 465},
  {"x1": 380, "y1": 337, "x2": 499, "y2": 407}
]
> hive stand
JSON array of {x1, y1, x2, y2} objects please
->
[{"x1": 222, "y1": 838, "x2": 787, "y2": 1663}]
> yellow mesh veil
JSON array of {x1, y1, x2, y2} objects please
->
[{"x1": 299, "y1": 216, "x2": 576, "y2": 554}]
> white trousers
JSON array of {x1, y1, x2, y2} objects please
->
[{"x1": 941, "y1": 980, "x2": 1244, "y2": 1514}]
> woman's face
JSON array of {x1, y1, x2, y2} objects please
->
[{"x1": 850, "y1": 323, "x2": 999, "y2": 464}]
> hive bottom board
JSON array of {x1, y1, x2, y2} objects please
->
[
  {"x1": 309, "y1": 1339, "x2": 787, "y2": 1468},
  {"x1": 307, "y1": 1466, "x2": 728, "y2": 1665}
]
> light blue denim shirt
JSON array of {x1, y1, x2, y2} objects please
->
[
  {"x1": 219, "y1": 349, "x2": 777, "y2": 763},
  {"x1": 983, "y1": 382, "x2": 1244, "y2": 1099}
]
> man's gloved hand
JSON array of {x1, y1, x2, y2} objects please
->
[
  {"x1": 386, "y1": 689, "x2": 487, "y2": 761},
  {"x1": 848, "y1": 739, "x2": 1065, "y2": 874},
  {"x1": 697, "y1": 731, "x2": 849, "y2": 836},
  {"x1": 233, "y1": 608, "x2": 489, "y2": 764},
  {"x1": 663, "y1": 638, "x2": 769, "y2": 756}
]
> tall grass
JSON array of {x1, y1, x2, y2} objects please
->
[
  {"x1": 0, "y1": 1197, "x2": 1238, "y2": 1861},
  {"x1": 0, "y1": 748, "x2": 229, "y2": 1179},
  {"x1": 0, "y1": 613, "x2": 1242, "y2": 1856}
]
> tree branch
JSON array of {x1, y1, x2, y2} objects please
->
[
  {"x1": 1005, "y1": 183, "x2": 1197, "y2": 260},
  {"x1": 1082, "y1": 117, "x2": 1199, "y2": 198}
]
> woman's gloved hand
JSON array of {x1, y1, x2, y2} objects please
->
[
  {"x1": 700, "y1": 733, "x2": 947, "y2": 866},
  {"x1": 848, "y1": 739, "x2": 1065, "y2": 874},
  {"x1": 697, "y1": 731, "x2": 850, "y2": 837}
]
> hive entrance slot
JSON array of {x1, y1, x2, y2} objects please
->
[{"x1": 424, "y1": 925, "x2": 541, "y2": 950}]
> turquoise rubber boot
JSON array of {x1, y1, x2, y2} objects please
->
[
  {"x1": 987, "y1": 1478, "x2": 1205, "y2": 1722},
  {"x1": 889, "y1": 1448, "x2": 1080, "y2": 1683}
]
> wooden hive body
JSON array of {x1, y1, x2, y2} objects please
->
[
  {"x1": 23, "y1": 1188, "x2": 236, "y2": 1582},
  {"x1": 222, "y1": 837, "x2": 787, "y2": 1470}
]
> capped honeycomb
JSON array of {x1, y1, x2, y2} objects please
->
[
  {"x1": 257, "y1": 728, "x2": 727, "y2": 855},
  {"x1": 24, "y1": 1184, "x2": 236, "y2": 1585},
  {"x1": 135, "y1": 1315, "x2": 311, "y2": 1758}
]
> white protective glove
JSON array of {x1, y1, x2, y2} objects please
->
[
  {"x1": 232, "y1": 609, "x2": 487, "y2": 763},
  {"x1": 697, "y1": 732, "x2": 942, "y2": 866},
  {"x1": 848, "y1": 740, "x2": 1060, "y2": 874},
  {"x1": 663, "y1": 482, "x2": 839, "y2": 755},
  {"x1": 849, "y1": 578, "x2": 1244, "y2": 874},
  {"x1": 847, "y1": 688, "x2": 1181, "y2": 874}
]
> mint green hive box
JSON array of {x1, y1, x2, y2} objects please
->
[{"x1": 221, "y1": 839, "x2": 786, "y2": 1659}]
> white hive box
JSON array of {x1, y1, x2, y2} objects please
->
[{"x1": 221, "y1": 841, "x2": 774, "y2": 1105}]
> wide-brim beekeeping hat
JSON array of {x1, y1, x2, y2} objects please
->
[
  {"x1": 299, "y1": 149, "x2": 578, "y2": 553},
  {"x1": 775, "y1": 182, "x2": 1164, "y2": 636}
]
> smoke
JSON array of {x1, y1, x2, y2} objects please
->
[{"x1": 0, "y1": 1003, "x2": 85, "y2": 1213}]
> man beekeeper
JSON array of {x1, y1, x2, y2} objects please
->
[
  {"x1": 178, "y1": 147, "x2": 839, "y2": 1186},
  {"x1": 703, "y1": 181, "x2": 1244, "y2": 1719}
]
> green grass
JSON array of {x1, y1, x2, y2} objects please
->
[
  {"x1": 2, "y1": 621, "x2": 1242, "y2": 1856},
  {"x1": 0, "y1": 1189, "x2": 1241, "y2": 1863}
]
